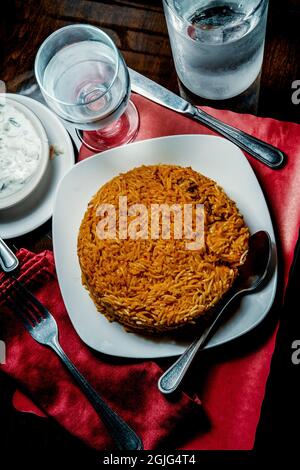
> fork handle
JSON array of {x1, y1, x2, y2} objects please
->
[{"x1": 49, "y1": 338, "x2": 143, "y2": 450}]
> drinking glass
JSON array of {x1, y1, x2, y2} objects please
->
[
  {"x1": 35, "y1": 24, "x2": 139, "y2": 152},
  {"x1": 163, "y1": 0, "x2": 269, "y2": 101}
]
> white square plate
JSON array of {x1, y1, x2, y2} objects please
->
[{"x1": 53, "y1": 135, "x2": 277, "y2": 358}]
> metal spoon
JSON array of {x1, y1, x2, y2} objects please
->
[
  {"x1": 158, "y1": 230, "x2": 272, "y2": 394},
  {"x1": 0, "y1": 237, "x2": 19, "y2": 272}
]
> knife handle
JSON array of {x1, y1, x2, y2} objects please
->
[{"x1": 192, "y1": 108, "x2": 285, "y2": 169}]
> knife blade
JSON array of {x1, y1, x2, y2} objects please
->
[{"x1": 129, "y1": 68, "x2": 285, "y2": 169}]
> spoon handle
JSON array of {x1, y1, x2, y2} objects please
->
[
  {"x1": 158, "y1": 294, "x2": 239, "y2": 394},
  {"x1": 0, "y1": 237, "x2": 19, "y2": 273}
]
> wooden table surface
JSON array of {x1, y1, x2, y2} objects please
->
[
  {"x1": 0, "y1": 0, "x2": 300, "y2": 459},
  {"x1": 1, "y1": 0, "x2": 300, "y2": 122}
]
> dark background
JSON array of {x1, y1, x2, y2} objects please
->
[
  {"x1": 0, "y1": 0, "x2": 300, "y2": 465},
  {"x1": 0, "y1": 0, "x2": 300, "y2": 123}
]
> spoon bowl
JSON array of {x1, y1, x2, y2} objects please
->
[
  {"x1": 158, "y1": 230, "x2": 272, "y2": 394},
  {"x1": 235, "y1": 230, "x2": 272, "y2": 293}
]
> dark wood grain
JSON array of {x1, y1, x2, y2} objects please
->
[{"x1": 1, "y1": 0, "x2": 299, "y2": 124}]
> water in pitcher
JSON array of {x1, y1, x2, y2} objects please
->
[{"x1": 164, "y1": 0, "x2": 269, "y2": 100}]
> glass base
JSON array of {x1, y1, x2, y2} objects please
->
[
  {"x1": 178, "y1": 72, "x2": 262, "y2": 115},
  {"x1": 76, "y1": 100, "x2": 140, "y2": 152}
]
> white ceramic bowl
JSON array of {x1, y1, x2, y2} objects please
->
[{"x1": 0, "y1": 97, "x2": 49, "y2": 210}]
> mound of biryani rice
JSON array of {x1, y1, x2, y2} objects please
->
[{"x1": 77, "y1": 165, "x2": 249, "y2": 334}]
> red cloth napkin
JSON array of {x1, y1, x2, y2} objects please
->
[
  {"x1": 2, "y1": 94, "x2": 300, "y2": 450},
  {"x1": 0, "y1": 249, "x2": 201, "y2": 450},
  {"x1": 79, "y1": 94, "x2": 300, "y2": 450}
]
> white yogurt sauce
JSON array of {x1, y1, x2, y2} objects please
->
[{"x1": 0, "y1": 101, "x2": 42, "y2": 199}]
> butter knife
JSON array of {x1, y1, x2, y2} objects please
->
[{"x1": 129, "y1": 68, "x2": 285, "y2": 169}]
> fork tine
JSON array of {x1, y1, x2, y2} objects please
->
[
  {"x1": 9, "y1": 282, "x2": 44, "y2": 324},
  {"x1": 6, "y1": 295, "x2": 34, "y2": 331},
  {"x1": 11, "y1": 278, "x2": 50, "y2": 319},
  {"x1": 9, "y1": 285, "x2": 41, "y2": 326}
]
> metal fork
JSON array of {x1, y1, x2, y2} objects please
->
[{"x1": 6, "y1": 278, "x2": 143, "y2": 450}]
